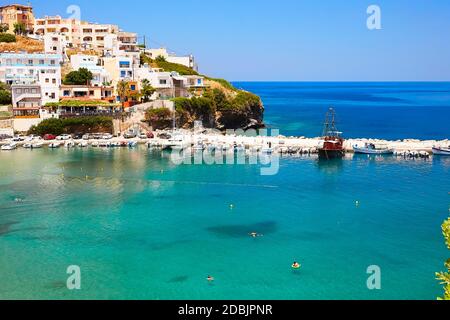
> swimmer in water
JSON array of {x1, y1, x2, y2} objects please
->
[
  {"x1": 207, "y1": 275, "x2": 214, "y2": 282},
  {"x1": 292, "y1": 262, "x2": 301, "y2": 269},
  {"x1": 249, "y1": 232, "x2": 263, "y2": 238}
]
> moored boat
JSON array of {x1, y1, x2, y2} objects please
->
[
  {"x1": 49, "y1": 142, "x2": 61, "y2": 149},
  {"x1": 432, "y1": 146, "x2": 450, "y2": 156},
  {"x1": 353, "y1": 143, "x2": 394, "y2": 155},
  {"x1": 318, "y1": 108, "x2": 345, "y2": 159},
  {"x1": 1, "y1": 142, "x2": 17, "y2": 150}
]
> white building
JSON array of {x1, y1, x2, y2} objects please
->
[
  {"x1": 70, "y1": 54, "x2": 110, "y2": 86},
  {"x1": 144, "y1": 48, "x2": 196, "y2": 70},
  {"x1": 44, "y1": 33, "x2": 67, "y2": 56},
  {"x1": 0, "y1": 53, "x2": 62, "y2": 105}
]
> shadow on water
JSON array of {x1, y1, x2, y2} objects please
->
[
  {"x1": 0, "y1": 221, "x2": 19, "y2": 236},
  {"x1": 207, "y1": 221, "x2": 277, "y2": 238},
  {"x1": 315, "y1": 158, "x2": 344, "y2": 174}
]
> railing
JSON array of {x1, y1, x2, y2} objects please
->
[{"x1": 59, "y1": 111, "x2": 130, "y2": 120}]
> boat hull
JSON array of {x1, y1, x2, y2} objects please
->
[
  {"x1": 432, "y1": 147, "x2": 450, "y2": 156},
  {"x1": 353, "y1": 147, "x2": 393, "y2": 155},
  {"x1": 318, "y1": 149, "x2": 345, "y2": 159}
]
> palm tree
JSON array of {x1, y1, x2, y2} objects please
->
[
  {"x1": 13, "y1": 22, "x2": 27, "y2": 36},
  {"x1": 116, "y1": 80, "x2": 130, "y2": 121},
  {"x1": 141, "y1": 79, "x2": 155, "y2": 102}
]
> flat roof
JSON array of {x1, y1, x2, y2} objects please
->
[{"x1": 0, "y1": 4, "x2": 33, "y2": 10}]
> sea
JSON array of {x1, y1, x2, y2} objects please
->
[{"x1": 0, "y1": 82, "x2": 449, "y2": 300}]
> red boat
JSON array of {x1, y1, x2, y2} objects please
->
[{"x1": 318, "y1": 108, "x2": 345, "y2": 159}]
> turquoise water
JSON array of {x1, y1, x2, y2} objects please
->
[{"x1": 0, "y1": 147, "x2": 448, "y2": 299}]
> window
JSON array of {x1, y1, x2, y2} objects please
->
[
  {"x1": 50, "y1": 60, "x2": 56, "y2": 65},
  {"x1": 52, "y1": 79, "x2": 56, "y2": 84},
  {"x1": 39, "y1": 60, "x2": 45, "y2": 65},
  {"x1": 28, "y1": 60, "x2": 33, "y2": 65},
  {"x1": 130, "y1": 85, "x2": 136, "y2": 91},
  {"x1": 63, "y1": 90, "x2": 70, "y2": 96},
  {"x1": 120, "y1": 71, "x2": 126, "y2": 77},
  {"x1": 89, "y1": 90, "x2": 94, "y2": 96},
  {"x1": 119, "y1": 61, "x2": 130, "y2": 68},
  {"x1": 45, "y1": 78, "x2": 49, "y2": 83},
  {"x1": 160, "y1": 79, "x2": 167, "y2": 85}
]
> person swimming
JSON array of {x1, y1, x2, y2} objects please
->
[
  {"x1": 249, "y1": 232, "x2": 263, "y2": 238},
  {"x1": 292, "y1": 262, "x2": 301, "y2": 269},
  {"x1": 207, "y1": 275, "x2": 214, "y2": 282}
]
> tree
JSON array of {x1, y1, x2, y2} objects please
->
[
  {"x1": 13, "y1": 22, "x2": 27, "y2": 35},
  {"x1": 437, "y1": 217, "x2": 450, "y2": 300},
  {"x1": 140, "y1": 79, "x2": 155, "y2": 102},
  {"x1": 116, "y1": 80, "x2": 131, "y2": 116},
  {"x1": 155, "y1": 55, "x2": 167, "y2": 63},
  {"x1": 0, "y1": 23, "x2": 9, "y2": 33},
  {"x1": 63, "y1": 68, "x2": 93, "y2": 85}
]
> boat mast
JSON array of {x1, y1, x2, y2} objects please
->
[{"x1": 322, "y1": 107, "x2": 340, "y2": 138}]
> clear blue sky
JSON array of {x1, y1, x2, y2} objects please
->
[{"x1": 24, "y1": 0, "x2": 450, "y2": 81}]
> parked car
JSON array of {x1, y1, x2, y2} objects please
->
[
  {"x1": 158, "y1": 133, "x2": 171, "y2": 140},
  {"x1": 43, "y1": 134, "x2": 57, "y2": 140},
  {"x1": 12, "y1": 135, "x2": 26, "y2": 141},
  {"x1": 139, "y1": 133, "x2": 148, "y2": 139},
  {"x1": 102, "y1": 133, "x2": 113, "y2": 140},
  {"x1": 123, "y1": 132, "x2": 137, "y2": 139},
  {"x1": 56, "y1": 134, "x2": 71, "y2": 140},
  {"x1": 146, "y1": 132, "x2": 154, "y2": 139},
  {"x1": 73, "y1": 133, "x2": 83, "y2": 140}
]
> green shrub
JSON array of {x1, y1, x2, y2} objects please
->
[
  {"x1": 63, "y1": 68, "x2": 93, "y2": 85},
  {"x1": 206, "y1": 78, "x2": 236, "y2": 91},
  {"x1": 437, "y1": 217, "x2": 450, "y2": 300},
  {"x1": 28, "y1": 116, "x2": 113, "y2": 135},
  {"x1": 0, "y1": 89, "x2": 12, "y2": 105},
  {"x1": 0, "y1": 33, "x2": 16, "y2": 43}
]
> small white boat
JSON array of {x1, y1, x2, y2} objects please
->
[
  {"x1": 91, "y1": 141, "x2": 99, "y2": 147},
  {"x1": 65, "y1": 141, "x2": 75, "y2": 148},
  {"x1": 261, "y1": 143, "x2": 273, "y2": 154},
  {"x1": 193, "y1": 142, "x2": 204, "y2": 152},
  {"x1": 1, "y1": 142, "x2": 17, "y2": 150},
  {"x1": 32, "y1": 142, "x2": 43, "y2": 149},
  {"x1": 354, "y1": 143, "x2": 393, "y2": 155},
  {"x1": 78, "y1": 141, "x2": 88, "y2": 148},
  {"x1": 432, "y1": 146, "x2": 450, "y2": 156},
  {"x1": 234, "y1": 144, "x2": 245, "y2": 153},
  {"x1": 49, "y1": 142, "x2": 61, "y2": 149},
  {"x1": 23, "y1": 143, "x2": 33, "y2": 149}
]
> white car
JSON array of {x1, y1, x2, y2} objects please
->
[
  {"x1": 56, "y1": 134, "x2": 71, "y2": 141},
  {"x1": 102, "y1": 134, "x2": 113, "y2": 140}
]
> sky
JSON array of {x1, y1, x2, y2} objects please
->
[{"x1": 15, "y1": 0, "x2": 450, "y2": 81}]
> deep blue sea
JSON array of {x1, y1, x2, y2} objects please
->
[
  {"x1": 0, "y1": 82, "x2": 449, "y2": 300},
  {"x1": 233, "y1": 82, "x2": 450, "y2": 140}
]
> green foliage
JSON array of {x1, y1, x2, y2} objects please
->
[
  {"x1": 145, "y1": 107, "x2": 173, "y2": 129},
  {"x1": 117, "y1": 80, "x2": 131, "y2": 109},
  {"x1": 437, "y1": 217, "x2": 450, "y2": 300},
  {"x1": 141, "y1": 53, "x2": 198, "y2": 76},
  {"x1": 63, "y1": 68, "x2": 93, "y2": 85},
  {"x1": 28, "y1": 116, "x2": 113, "y2": 135},
  {"x1": 0, "y1": 23, "x2": 9, "y2": 33},
  {"x1": 206, "y1": 77, "x2": 236, "y2": 91},
  {"x1": 155, "y1": 55, "x2": 167, "y2": 62},
  {"x1": 0, "y1": 33, "x2": 16, "y2": 43},
  {"x1": 141, "y1": 79, "x2": 155, "y2": 102},
  {"x1": 0, "y1": 88, "x2": 12, "y2": 105},
  {"x1": 13, "y1": 22, "x2": 27, "y2": 35}
]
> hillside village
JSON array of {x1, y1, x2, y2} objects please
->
[{"x1": 0, "y1": 3, "x2": 264, "y2": 137}]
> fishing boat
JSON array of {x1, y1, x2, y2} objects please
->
[
  {"x1": 1, "y1": 142, "x2": 17, "y2": 150},
  {"x1": 432, "y1": 146, "x2": 450, "y2": 156},
  {"x1": 78, "y1": 141, "x2": 88, "y2": 148},
  {"x1": 128, "y1": 141, "x2": 137, "y2": 148},
  {"x1": 353, "y1": 143, "x2": 394, "y2": 155},
  {"x1": 318, "y1": 108, "x2": 345, "y2": 159}
]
